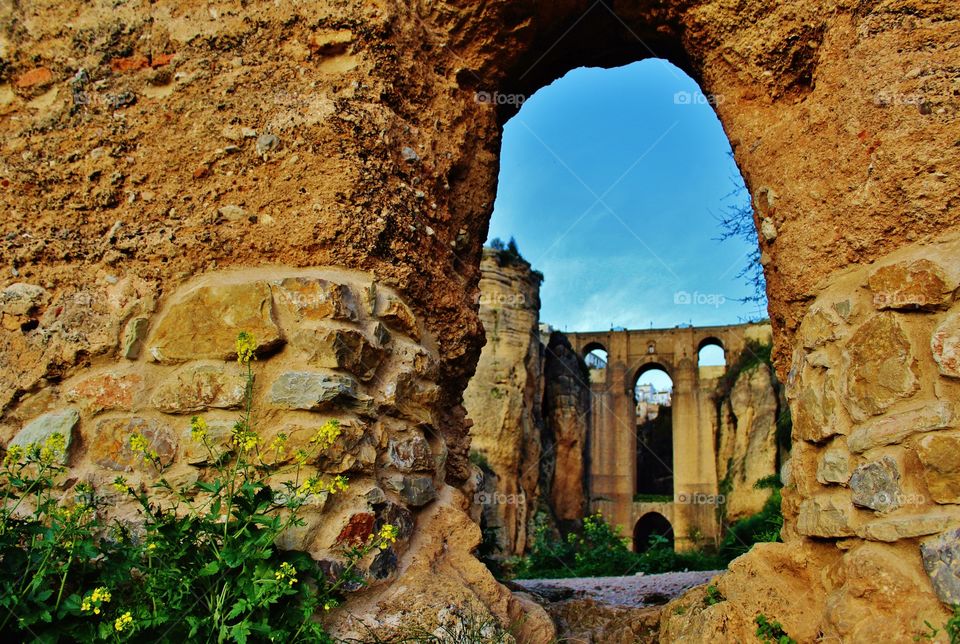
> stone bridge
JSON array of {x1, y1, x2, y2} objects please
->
[{"x1": 567, "y1": 323, "x2": 772, "y2": 551}]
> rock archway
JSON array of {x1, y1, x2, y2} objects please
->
[{"x1": 2, "y1": 0, "x2": 958, "y2": 641}]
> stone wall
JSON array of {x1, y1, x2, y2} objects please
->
[
  {"x1": 0, "y1": 267, "x2": 554, "y2": 641},
  {"x1": 662, "y1": 234, "x2": 960, "y2": 641}
]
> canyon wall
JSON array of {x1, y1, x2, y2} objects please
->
[
  {"x1": 2, "y1": 0, "x2": 959, "y2": 640},
  {"x1": 462, "y1": 249, "x2": 589, "y2": 558},
  {"x1": 715, "y1": 359, "x2": 783, "y2": 522}
]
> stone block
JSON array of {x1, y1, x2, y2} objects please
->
[
  {"x1": 931, "y1": 309, "x2": 960, "y2": 379},
  {"x1": 843, "y1": 313, "x2": 918, "y2": 420},
  {"x1": 817, "y1": 445, "x2": 851, "y2": 485},
  {"x1": 920, "y1": 527, "x2": 960, "y2": 605},
  {"x1": 66, "y1": 372, "x2": 143, "y2": 414},
  {"x1": 867, "y1": 259, "x2": 953, "y2": 310},
  {"x1": 847, "y1": 402, "x2": 953, "y2": 453},
  {"x1": 387, "y1": 433, "x2": 434, "y2": 472},
  {"x1": 89, "y1": 417, "x2": 177, "y2": 471},
  {"x1": 10, "y1": 408, "x2": 79, "y2": 462},
  {"x1": 858, "y1": 514, "x2": 953, "y2": 542},
  {"x1": 916, "y1": 431, "x2": 960, "y2": 503},
  {"x1": 268, "y1": 371, "x2": 358, "y2": 410},
  {"x1": 336, "y1": 512, "x2": 376, "y2": 545},
  {"x1": 147, "y1": 281, "x2": 282, "y2": 363},
  {"x1": 377, "y1": 295, "x2": 420, "y2": 341},
  {"x1": 293, "y1": 327, "x2": 385, "y2": 381},
  {"x1": 399, "y1": 475, "x2": 437, "y2": 507},
  {"x1": 151, "y1": 362, "x2": 246, "y2": 413},
  {"x1": 850, "y1": 456, "x2": 901, "y2": 512},
  {"x1": 273, "y1": 277, "x2": 358, "y2": 321},
  {"x1": 180, "y1": 419, "x2": 234, "y2": 466},
  {"x1": 797, "y1": 496, "x2": 856, "y2": 538}
]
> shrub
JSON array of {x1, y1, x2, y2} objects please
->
[
  {"x1": 755, "y1": 613, "x2": 796, "y2": 644},
  {"x1": 0, "y1": 332, "x2": 395, "y2": 642}
]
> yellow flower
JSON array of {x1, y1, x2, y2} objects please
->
[
  {"x1": 309, "y1": 419, "x2": 341, "y2": 450},
  {"x1": 323, "y1": 599, "x2": 338, "y2": 611},
  {"x1": 82, "y1": 587, "x2": 112, "y2": 615},
  {"x1": 114, "y1": 611, "x2": 133, "y2": 632},
  {"x1": 296, "y1": 474, "x2": 349, "y2": 498},
  {"x1": 147, "y1": 542, "x2": 157, "y2": 552},
  {"x1": 268, "y1": 433, "x2": 288, "y2": 453},
  {"x1": 39, "y1": 433, "x2": 66, "y2": 464},
  {"x1": 236, "y1": 331, "x2": 257, "y2": 365},
  {"x1": 232, "y1": 425, "x2": 258, "y2": 452},
  {"x1": 293, "y1": 449, "x2": 309, "y2": 466},
  {"x1": 274, "y1": 561, "x2": 298, "y2": 586},
  {"x1": 190, "y1": 416, "x2": 208, "y2": 443},
  {"x1": 377, "y1": 523, "x2": 399, "y2": 549},
  {"x1": 112, "y1": 477, "x2": 128, "y2": 493},
  {"x1": 129, "y1": 433, "x2": 149, "y2": 454},
  {"x1": 4, "y1": 444, "x2": 24, "y2": 466}
]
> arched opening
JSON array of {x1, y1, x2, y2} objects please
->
[
  {"x1": 583, "y1": 342, "x2": 608, "y2": 370},
  {"x1": 633, "y1": 512, "x2": 674, "y2": 553},
  {"x1": 698, "y1": 337, "x2": 726, "y2": 378},
  {"x1": 634, "y1": 364, "x2": 673, "y2": 500}
]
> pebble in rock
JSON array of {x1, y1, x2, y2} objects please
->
[
  {"x1": 400, "y1": 146, "x2": 419, "y2": 162},
  {"x1": 256, "y1": 134, "x2": 280, "y2": 155}
]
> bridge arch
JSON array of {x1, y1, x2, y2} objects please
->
[
  {"x1": 633, "y1": 512, "x2": 674, "y2": 552},
  {"x1": 583, "y1": 342, "x2": 609, "y2": 370},
  {"x1": 697, "y1": 336, "x2": 726, "y2": 368}
]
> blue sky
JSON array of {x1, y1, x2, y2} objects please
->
[{"x1": 487, "y1": 59, "x2": 768, "y2": 334}]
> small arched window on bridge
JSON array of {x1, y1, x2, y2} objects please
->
[
  {"x1": 697, "y1": 337, "x2": 726, "y2": 379},
  {"x1": 583, "y1": 343, "x2": 608, "y2": 370}
]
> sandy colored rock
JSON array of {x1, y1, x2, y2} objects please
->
[
  {"x1": 66, "y1": 371, "x2": 143, "y2": 415},
  {"x1": 842, "y1": 313, "x2": 919, "y2": 420},
  {"x1": 273, "y1": 277, "x2": 359, "y2": 322},
  {"x1": 462, "y1": 250, "x2": 546, "y2": 557},
  {"x1": 797, "y1": 495, "x2": 856, "y2": 538},
  {"x1": 88, "y1": 416, "x2": 177, "y2": 472},
  {"x1": 847, "y1": 402, "x2": 953, "y2": 453},
  {"x1": 329, "y1": 487, "x2": 555, "y2": 644},
  {"x1": 150, "y1": 362, "x2": 246, "y2": 413},
  {"x1": 867, "y1": 259, "x2": 953, "y2": 311},
  {"x1": 721, "y1": 363, "x2": 779, "y2": 520},
  {"x1": 147, "y1": 282, "x2": 281, "y2": 363},
  {"x1": 849, "y1": 456, "x2": 901, "y2": 512},
  {"x1": 931, "y1": 308, "x2": 960, "y2": 379},
  {"x1": 916, "y1": 431, "x2": 960, "y2": 504}
]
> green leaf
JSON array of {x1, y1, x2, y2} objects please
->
[{"x1": 199, "y1": 560, "x2": 221, "y2": 576}]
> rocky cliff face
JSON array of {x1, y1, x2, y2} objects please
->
[
  {"x1": 462, "y1": 249, "x2": 546, "y2": 557},
  {"x1": 715, "y1": 362, "x2": 782, "y2": 522},
  {"x1": 542, "y1": 332, "x2": 590, "y2": 526},
  {"x1": 462, "y1": 250, "x2": 590, "y2": 557}
]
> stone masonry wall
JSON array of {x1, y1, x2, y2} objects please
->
[
  {"x1": 0, "y1": 267, "x2": 555, "y2": 641},
  {"x1": 662, "y1": 232, "x2": 960, "y2": 642}
]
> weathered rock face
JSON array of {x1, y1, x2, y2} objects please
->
[
  {"x1": 3, "y1": 0, "x2": 960, "y2": 639},
  {"x1": 462, "y1": 250, "x2": 545, "y2": 557},
  {"x1": 461, "y1": 251, "x2": 590, "y2": 557},
  {"x1": 542, "y1": 332, "x2": 590, "y2": 525},
  {"x1": 715, "y1": 363, "x2": 780, "y2": 521}
]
